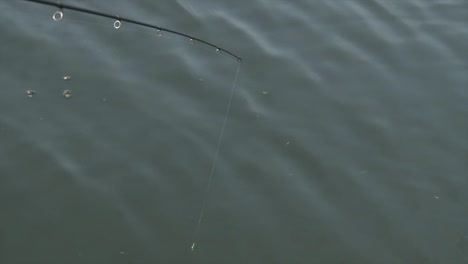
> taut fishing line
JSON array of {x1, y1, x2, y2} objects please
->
[{"x1": 22, "y1": 0, "x2": 241, "y2": 253}]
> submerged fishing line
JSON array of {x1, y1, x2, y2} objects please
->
[{"x1": 23, "y1": 0, "x2": 242, "y2": 253}]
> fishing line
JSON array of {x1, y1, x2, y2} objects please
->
[
  {"x1": 22, "y1": 0, "x2": 243, "y2": 253},
  {"x1": 190, "y1": 62, "x2": 241, "y2": 252}
]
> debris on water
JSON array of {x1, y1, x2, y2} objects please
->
[
  {"x1": 261, "y1": 91, "x2": 269, "y2": 95},
  {"x1": 285, "y1": 141, "x2": 290, "y2": 146},
  {"x1": 434, "y1": 195, "x2": 440, "y2": 199},
  {"x1": 63, "y1": 76, "x2": 72, "y2": 81},
  {"x1": 25, "y1": 90, "x2": 36, "y2": 97},
  {"x1": 119, "y1": 251, "x2": 125, "y2": 255},
  {"x1": 63, "y1": 90, "x2": 72, "y2": 99}
]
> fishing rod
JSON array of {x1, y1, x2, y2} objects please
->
[
  {"x1": 22, "y1": 0, "x2": 242, "y2": 62},
  {"x1": 23, "y1": 0, "x2": 243, "y2": 253}
]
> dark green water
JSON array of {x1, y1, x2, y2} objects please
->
[{"x1": 1, "y1": 0, "x2": 467, "y2": 263}]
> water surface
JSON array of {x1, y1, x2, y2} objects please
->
[{"x1": 1, "y1": 0, "x2": 467, "y2": 263}]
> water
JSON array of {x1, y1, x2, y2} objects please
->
[{"x1": 1, "y1": 0, "x2": 467, "y2": 263}]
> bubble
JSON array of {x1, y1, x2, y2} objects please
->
[
  {"x1": 63, "y1": 76, "x2": 71, "y2": 81},
  {"x1": 63, "y1": 90, "x2": 72, "y2": 99},
  {"x1": 156, "y1": 30, "x2": 163, "y2": 37},
  {"x1": 25, "y1": 90, "x2": 36, "y2": 97}
]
